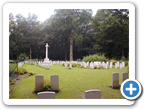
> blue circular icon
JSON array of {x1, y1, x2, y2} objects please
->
[
  {"x1": 123, "y1": 81, "x2": 139, "y2": 97},
  {"x1": 121, "y1": 79, "x2": 142, "y2": 100}
]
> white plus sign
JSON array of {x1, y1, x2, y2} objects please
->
[{"x1": 126, "y1": 83, "x2": 137, "y2": 95}]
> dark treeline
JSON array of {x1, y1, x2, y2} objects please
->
[{"x1": 9, "y1": 9, "x2": 129, "y2": 61}]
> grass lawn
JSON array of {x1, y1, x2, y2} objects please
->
[{"x1": 10, "y1": 64, "x2": 128, "y2": 99}]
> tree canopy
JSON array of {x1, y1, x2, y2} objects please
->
[{"x1": 9, "y1": 9, "x2": 129, "y2": 61}]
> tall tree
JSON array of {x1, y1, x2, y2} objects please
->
[
  {"x1": 92, "y1": 9, "x2": 129, "y2": 59},
  {"x1": 45, "y1": 9, "x2": 93, "y2": 61}
]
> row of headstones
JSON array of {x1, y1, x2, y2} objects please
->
[
  {"x1": 35, "y1": 75, "x2": 59, "y2": 92},
  {"x1": 36, "y1": 72, "x2": 128, "y2": 99},
  {"x1": 36, "y1": 74, "x2": 102, "y2": 99},
  {"x1": 114, "y1": 62, "x2": 126, "y2": 69},
  {"x1": 90, "y1": 62, "x2": 109, "y2": 69},
  {"x1": 37, "y1": 90, "x2": 101, "y2": 99}
]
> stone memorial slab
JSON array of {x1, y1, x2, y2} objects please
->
[
  {"x1": 35, "y1": 75, "x2": 44, "y2": 92},
  {"x1": 85, "y1": 90, "x2": 101, "y2": 99},
  {"x1": 37, "y1": 91, "x2": 55, "y2": 99},
  {"x1": 51, "y1": 75, "x2": 59, "y2": 91},
  {"x1": 112, "y1": 73, "x2": 119, "y2": 88}
]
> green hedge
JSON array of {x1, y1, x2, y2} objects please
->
[
  {"x1": 82, "y1": 54, "x2": 108, "y2": 62},
  {"x1": 15, "y1": 67, "x2": 27, "y2": 75},
  {"x1": 9, "y1": 60, "x2": 15, "y2": 63}
]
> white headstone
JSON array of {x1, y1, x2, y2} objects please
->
[
  {"x1": 48, "y1": 64, "x2": 50, "y2": 69},
  {"x1": 65, "y1": 63, "x2": 67, "y2": 68},
  {"x1": 84, "y1": 63, "x2": 87, "y2": 68},
  {"x1": 120, "y1": 63, "x2": 123, "y2": 69},
  {"x1": 115, "y1": 63, "x2": 117, "y2": 69},
  {"x1": 90, "y1": 62, "x2": 94, "y2": 69},
  {"x1": 122, "y1": 62, "x2": 125, "y2": 67},
  {"x1": 110, "y1": 62, "x2": 113, "y2": 68},
  {"x1": 70, "y1": 63, "x2": 72, "y2": 69},
  {"x1": 105, "y1": 64, "x2": 108, "y2": 69},
  {"x1": 117, "y1": 62, "x2": 119, "y2": 67}
]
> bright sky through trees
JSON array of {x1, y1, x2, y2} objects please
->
[{"x1": 10, "y1": 9, "x2": 98, "y2": 22}]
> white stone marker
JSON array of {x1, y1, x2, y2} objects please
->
[
  {"x1": 35, "y1": 75, "x2": 44, "y2": 91},
  {"x1": 122, "y1": 62, "x2": 125, "y2": 67},
  {"x1": 84, "y1": 63, "x2": 87, "y2": 68},
  {"x1": 120, "y1": 63, "x2": 123, "y2": 69},
  {"x1": 91, "y1": 62, "x2": 93, "y2": 69},
  {"x1": 65, "y1": 63, "x2": 67, "y2": 68},
  {"x1": 48, "y1": 64, "x2": 50, "y2": 69},
  {"x1": 37, "y1": 91, "x2": 55, "y2": 99},
  {"x1": 112, "y1": 73, "x2": 119, "y2": 88},
  {"x1": 85, "y1": 90, "x2": 101, "y2": 99},
  {"x1": 110, "y1": 62, "x2": 113, "y2": 68},
  {"x1": 70, "y1": 63, "x2": 72, "y2": 69},
  {"x1": 51, "y1": 75, "x2": 59, "y2": 91},
  {"x1": 122, "y1": 72, "x2": 128, "y2": 82},
  {"x1": 117, "y1": 62, "x2": 119, "y2": 67},
  {"x1": 105, "y1": 64, "x2": 108, "y2": 69},
  {"x1": 115, "y1": 63, "x2": 117, "y2": 69}
]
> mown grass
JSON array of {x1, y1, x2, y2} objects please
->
[{"x1": 10, "y1": 64, "x2": 128, "y2": 99}]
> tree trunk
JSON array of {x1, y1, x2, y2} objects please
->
[
  {"x1": 65, "y1": 48, "x2": 67, "y2": 61},
  {"x1": 122, "y1": 50, "x2": 124, "y2": 58},
  {"x1": 70, "y1": 37, "x2": 73, "y2": 61},
  {"x1": 17, "y1": 52, "x2": 18, "y2": 60},
  {"x1": 30, "y1": 46, "x2": 32, "y2": 60},
  {"x1": 11, "y1": 53, "x2": 13, "y2": 60},
  {"x1": 37, "y1": 49, "x2": 38, "y2": 59}
]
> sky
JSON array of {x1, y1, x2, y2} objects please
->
[{"x1": 10, "y1": 9, "x2": 98, "y2": 22}]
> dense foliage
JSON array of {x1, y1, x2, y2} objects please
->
[
  {"x1": 82, "y1": 54, "x2": 108, "y2": 62},
  {"x1": 9, "y1": 9, "x2": 129, "y2": 61}
]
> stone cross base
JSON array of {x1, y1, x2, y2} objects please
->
[{"x1": 43, "y1": 58, "x2": 50, "y2": 63}]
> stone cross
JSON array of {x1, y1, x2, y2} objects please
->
[{"x1": 45, "y1": 43, "x2": 49, "y2": 59}]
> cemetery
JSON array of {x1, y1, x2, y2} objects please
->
[
  {"x1": 9, "y1": 43, "x2": 129, "y2": 99},
  {"x1": 9, "y1": 9, "x2": 129, "y2": 99}
]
